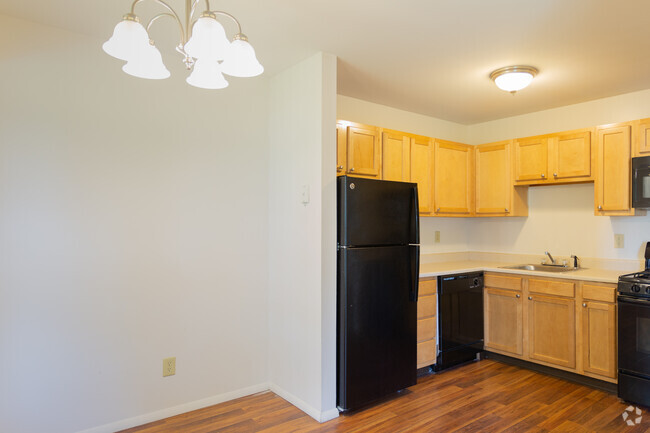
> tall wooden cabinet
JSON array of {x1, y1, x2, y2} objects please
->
[
  {"x1": 595, "y1": 123, "x2": 635, "y2": 215},
  {"x1": 410, "y1": 136, "x2": 434, "y2": 215},
  {"x1": 581, "y1": 283, "x2": 617, "y2": 379},
  {"x1": 475, "y1": 140, "x2": 527, "y2": 216},
  {"x1": 484, "y1": 274, "x2": 523, "y2": 356},
  {"x1": 433, "y1": 139, "x2": 474, "y2": 216},
  {"x1": 637, "y1": 118, "x2": 650, "y2": 156},
  {"x1": 381, "y1": 130, "x2": 410, "y2": 182}
]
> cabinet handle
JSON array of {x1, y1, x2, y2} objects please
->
[
  {"x1": 436, "y1": 208, "x2": 441, "y2": 212},
  {"x1": 553, "y1": 173, "x2": 558, "y2": 178},
  {"x1": 505, "y1": 208, "x2": 509, "y2": 212},
  {"x1": 541, "y1": 174, "x2": 546, "y2": 178},
  {"x1": 516, "y1": 294, "x2": 520, "y2": 298},
  {"x1": 337, "y1": 165, "x2": 344, "y2": 172},
  {"x1": 598, "y1": 205, "x2": 602, "y2": 210},
  {"x1": 583, "y1": 303, "x2": 587, "y2": 307},
  {"x1": 528, "y1": 296, "x2": 532, "y2": 300},
  {"x1": 349, "y1": 167, "x2": 355, "y2": 172}
]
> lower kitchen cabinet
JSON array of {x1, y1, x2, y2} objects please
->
[
  {"x1": 484, "y1": 272, "x2": 617, "y2": 383},
  {"x1": 417, "y1": 278, "x2": 437, "y2": 368},
  {"x1": 528, "y1": 293, "x2": 576, "y2": 369},
  {"x1": 581, "y1": 283, "x2": 617, "y2": 379}
]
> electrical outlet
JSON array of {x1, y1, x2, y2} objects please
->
[
  {"x1": 614, "y1": 234, "x2": 624, "y2": 249},
  {"x1": 435, "y1": 231, "x2": 441, "y2": 243},
  {"x1": 163, "y1": 357, "x2": 176, "y2": 377}
]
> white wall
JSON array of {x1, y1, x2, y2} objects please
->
[
  {"x1": 0, "y1": 15, "x2": 270, "y2": 433},
  {"x1": 267, "y1": 53, "x2": 338, "y2": 422},
  {"x1": 337, "y1": 91, "x2": 650, "y2": 261}
]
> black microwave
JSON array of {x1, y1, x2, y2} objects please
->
[{"x1": 633, "y1": 156, "x2": 650, "y2": 208}]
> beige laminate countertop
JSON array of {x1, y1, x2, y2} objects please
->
[{"x1": 419, "y1": 260, "x2": 626, "y2": 284}]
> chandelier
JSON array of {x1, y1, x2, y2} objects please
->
[{"x1": 103, "y1": 0, "x2": 264, "y2": 89}]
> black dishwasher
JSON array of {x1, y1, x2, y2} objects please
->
[{"x1": 435, "y1": 272, "x2": 484, "y2": 371}]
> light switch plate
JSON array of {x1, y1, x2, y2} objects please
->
[{"x1": 435, "y1": 231, "x2": 441, "y2": 243}]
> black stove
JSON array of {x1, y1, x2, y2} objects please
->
[
  {"x1": 617, "y1": 241, "x2": 650, "y2": 408},
  {"x1": 618, "y1": 270, "x2": 650, "y2": 298}
]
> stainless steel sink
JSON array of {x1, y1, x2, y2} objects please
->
[{"x1": 500, "y1": 264, "x2": 580, "y2": 273}]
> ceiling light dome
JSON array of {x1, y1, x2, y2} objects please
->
[{"x1": 490, "y1": 66, "x2": 538, "y2": 93}]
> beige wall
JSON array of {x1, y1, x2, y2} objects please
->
[
  {"x1": 0, "y1": 15, "x2": 270, "y2": 433},
  {"x1": 337, "y1": 91, "x2": 650, "y2": 261},
  {"x1": 268, "y1": 52, "x2": 338, "y2": 422}
]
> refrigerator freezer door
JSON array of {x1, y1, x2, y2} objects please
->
[
  {"x1": 338, "y1": 176, "x2": 419, "y2": 247},
  {"x1": 337, "y1": 245, "x2": 418, "y2": 411}
]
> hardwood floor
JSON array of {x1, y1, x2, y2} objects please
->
[{"x1": 120, "y1": 360, "x2": 650, "y2": 432}]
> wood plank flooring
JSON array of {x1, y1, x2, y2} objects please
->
[{"x1": 120, "y1": 360, "x2": 650, "y2": 432}]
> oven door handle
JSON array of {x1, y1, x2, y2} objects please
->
[{"x1": 618, "y1": 295, "x2": 650, "y2": 305}]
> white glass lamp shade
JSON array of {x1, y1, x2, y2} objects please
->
[
  {"x1": 122, "y1": 44, "x2": 170, "y2": 80},
  {"x1": 186, "y1": 59, "x2": 229, "y2": 89},
  {"x1": 221, "y1": 38, "x2": 264, "y2": 78},
  {"x1": 494, "y1": 72, "x2": 534, "y2": 92},
  {"x1": 184, "y1": 17, "x2": 230, "y2": 61},
  {"x1": 490, "y1": 66, "x2": 538, "y2": 93},
  {"x1": 102, "y1": 18, "x2": 150, "y2": 61}
]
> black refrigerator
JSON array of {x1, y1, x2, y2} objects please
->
[{"x1": 337, "y1": 176, "x2": 420, "y2": 412}]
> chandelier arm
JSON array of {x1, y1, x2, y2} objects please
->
[
  {"x1": 130, "y1": 0, "x2": 187, "y2": 43},
  {"x1": 209, "y1": 10, "x2": 242, "y2": 35}
]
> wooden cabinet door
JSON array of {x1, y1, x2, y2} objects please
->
[
  {"x1": 475, "y1": 141, "x2": 511, "y2": 215},
  {"x1": 434, "y1": 139, "x2": 474, "y2": 215},
  {"x1": 551, "y1": 131, "x2": 592, "y2": 180},
  {"x1": 528, "y1": 294, "x2": 576, "y2": 369},
  {"x1": 382, "y1": 130, "x2": 410, "y2": 182},
  {"x1": 581, "y1": 301, "x2": 616, "y2": 379},
  {"x1": 484, "y1": 288, "x2": 523, "y2": 356},
  {"x1": 410, "y1": 136, "x2": 433, "y2": 214},
  {"x1": 514, "y1": 137, "x2": 548, "y2": 182},
  {"x1": 346, "y1": 125, "x2": 380, "y2": 178},
  {"x1": 637, "y1": 118, "x2": 650, "y2": 156},
  {"x1": 417, "y1": 279, "x2": 437, "y2": 368},
  {"x1": 595, "y1": 124, "x2": 632, "y2": 213},
  {"x1": 336, "y1": 123, "x2": 347, "y2": 176}
]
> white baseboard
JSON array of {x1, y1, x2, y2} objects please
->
[
  {"x1": 76, "y1": 382, "x2": 270, "y2": 433},
  {"x1": 268, "y1": 383, "x2": 339, "y2": 423}
]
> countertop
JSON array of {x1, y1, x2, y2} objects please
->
[{"x1": 419, "y1": 260, "x2": 626, "y2": 284}]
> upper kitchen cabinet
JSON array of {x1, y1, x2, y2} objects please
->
[
  {"x1": 514, "y1": 129, "x2": 593, "y2": 185},
  {"x1": 549, "y1": 130, "x2": 593, "y2": 181},
  {"x1": 336, "y1": 121, "x2": 381, "y2": 178},
  {"x1": 382, "y1": 129, "x2": 411, "y2": 182},
  {"x1": 410, "y1": 135, "x2": 434, "y2": 215},
  {"x1": 514, "y1": 136, "x2": 548, "y2": 183},
  {"x1": 475, "y1": 140, "x2": 528, "y2": 217},
  {"x1": 636, "y1": 118, "x2": 650, "y2": 156},
  {"x1": 433, "y1": 139, "x2": 474, "y2": 216},
  {"x1": 595, "y1": 122, "x2": 637, "y2": 216},
  {"x1": 336, "y1": 122, "x2": 347, "y2": 176}
]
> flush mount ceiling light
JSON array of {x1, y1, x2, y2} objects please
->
[
  {"x1": 490, "y1": 66, "x2": 538, "y2": 94},
  {"x1": 103, "y1": 0, "x2": 263, "y2": 89}
]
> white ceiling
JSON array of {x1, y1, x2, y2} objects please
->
[{"x1": 2, "y1": 0, "x2": 650, "y2": 124}]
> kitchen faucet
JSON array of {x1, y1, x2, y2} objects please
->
[{"x1": 544, "y1": 251, "x2": 556, "y2": 265}]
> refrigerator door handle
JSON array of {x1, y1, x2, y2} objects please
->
[
  {"x1": 411, "y1": 184, "x2": 420, "y2": 244},
  {"x1": 409, "y1": 245, "x2": 420, "y2": 302}
]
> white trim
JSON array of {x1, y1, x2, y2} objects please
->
[
  {"x1": 76, "y1": 382, "x2": 270, "y2": 433},
  {"x1": 269, "y1": 383, "x2": 339, "y2": 423}
]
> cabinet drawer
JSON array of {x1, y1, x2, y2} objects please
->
[
  {"x1": 485, "y1": 273, "x2": 522, "y2": 291},
  {"x1": 417, "y1": 339, "x2": 437, "y2": 368},
  {"x1": 417, "y1": 317, "x2": 436, "y2": 342},
  {"x1": 417, "y1": 295, "x2": 436, "y2": 319},
  {"x1": 583, "y1": 283, "x2": 616, "y2": 303},
  {"x1": 529, "y1": 278, "x2": 575, "y2": 298},
  {"x1": 419, "y1": 278, "x2": 437, "y2": 296}
]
